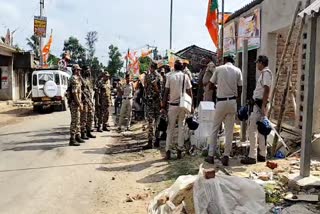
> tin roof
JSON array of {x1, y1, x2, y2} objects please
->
[
  {"x1": 225, "y1": 0, "x2": 264, "y2": 23},
  {"x1": 299, "y1": 0, "x2": 320, "y2": 17}
]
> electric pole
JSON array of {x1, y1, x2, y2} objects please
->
[
  {"x1": 169, "y1": 0, "x2": 173, "y2": 50},
  {"x1": 39, "y1": 0, "x2": 44, "y2": 66},
  {"x1": 220, "y1": 0, "x2": 225, "y2": 64}
]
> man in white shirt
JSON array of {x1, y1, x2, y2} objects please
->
[
  {"x1": 162, "y1": 60, "x2": 193, "y2": 160},
  {"x1": 205, "y1": 55, "x2": 243, "y2": 166},
  {"x1": 241, "y1": 55, "x2": 273, "y2": 165}
]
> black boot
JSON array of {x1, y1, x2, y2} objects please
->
[
  {"x1": 69, "y1": 135, "x2": 80, "y2": 146},
  {"x1": 75, "y1": 134, "x2": 85, "y2": 143},
  {"x1": 154, "y1": 138, "x2": 160, "y2": 148},
  {"x1": 81, "y1": 132, "x2": 89, "y2": 140},
  {"x1": 103, "y1": 125, "x2": 110, "y2": 132},
  {"x1": 143, "y1": 140, "x2": 153, "y2": 150},
  {"x1": 165, "y1": 150, "x2": 171, "y2": 160},
  {"x1": 177, "y1": 150, "x2": 182, "y2": 159},
  {"x1": 87, "y1": 130, "x2": 96, "y2": 138}
]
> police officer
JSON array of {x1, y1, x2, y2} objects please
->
[
  {"x1": 68, "y1": 64, "x2": 85, "y2": 146},
  {"x1": 241, "y1": 55, "x2": 273, "y2": 165},
  {"x1": 118, "y1": 74, "x2": 134, "y2": 131},
  {"x1": 94, "y1": 72, "x2": 103, "y2": 130},
  {"x1": 80, "y1": 66, "x2": 96, "y2": 139},
  {"x1": 98, "y1": 72, "x2": 112, "y2": 132},
  {"x1": 203, "y1": 61, "x2": 216, "y2": 101},
  {"x1": 205, "y1": 55, "x2": 243, "y2": 166},
  {"x1": 143, "y1": 62, "x2": 162, "y2": 149}
]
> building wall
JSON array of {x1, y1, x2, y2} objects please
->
[
  {"x1": 0, "y1": 57, "x2": 13, "y2": 100},
  {"x1": 313, "y1": 16, "x2": 320, "y2": 133}
]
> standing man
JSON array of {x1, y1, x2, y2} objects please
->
[
  {"x1": 241, "y1": 55, "x2": 273, "y2": 165},
  {"x1": 98, "y1": 72, "x2": 112, "y2": 132},
  {"x1": 144, "y1": 62, "x2": 162, "y2": 149},
  {"x1": 68, "y1": 64, "x2": 85, "y2": 146},
  {"x1": 118, "y1": 74, "x2": 134, "y2": 131},
  {"x1": 203, "y1": 61, "x2": 216, "y2": 101},
  {"x1": 205, "y1": 55, "x2": 243, "y2": 166},
  {"x1": 80, "y1": 66, "x2": 96, "y2": 140},
  {"x1": 162, "y1": 60, "x2": 193, "y2": 160}
]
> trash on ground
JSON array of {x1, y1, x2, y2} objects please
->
[{"x1": 284, "y1": 192, "x2": 319, "y2": 202}]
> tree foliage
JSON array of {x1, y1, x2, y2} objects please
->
[
  {"x1": 107, "y1": 45, "x2": 124, "y2": 76},
  {"x1": 85, "y1": 31, "x2": 98, "y2": 63},
  {"x1": 26, "y1": 35, "x2": 40, "y2": 58},
  {"x1": 139, "y1": 56, "x2": 152, "y2": 73},
  {"x1": 62, "y1": 36, "x2": 86, "y2": 66},
  {"x1": 47, "y1": 54, "x2": 60, "y2": 65}
]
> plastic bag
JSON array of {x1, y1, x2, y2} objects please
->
[{"x1": 193, "y1": 166, "x2": 266, "y2": 214}]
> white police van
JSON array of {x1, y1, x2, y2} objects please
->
[{"x1": 31, "y1": 69, "x2": 71, "y2": 112}]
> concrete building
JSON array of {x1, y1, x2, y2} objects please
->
[
  {"x1": 0, "y1": 43, "x2": 34, "y2": 101},
  {"x1": 225, "y1": 0, "x2": 320, "y2": 132}
]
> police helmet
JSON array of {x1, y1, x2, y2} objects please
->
[
  {"x1": 186, "y1": 116, "x2": 199, "y2": 131},
  {"x1": 257, "y1": 118, "x2": 272, "y2": 136},
  {"x1": 238, "y1": 106, "x2": 249, "y2": 121}
]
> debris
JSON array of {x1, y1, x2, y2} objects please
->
[
  {"x1": 111, "y1": 177, "x2": 115, "y2": 180},
  {"x1": 282, "y1": 203, "x2": 315, "y2": 214},
  {"x1": 203, "y1": 168, "x2": 215, "y2": 179},
  {"x1": 284, "y1": 192, "x2": 319, "y2": 202},
  {"x1": 287, "y1": 174, "x2": 320, "y2": 188},
  {"x1": 89, "y1": 180, "x2": 92, "y2": 183},
  {"x1": 125, "y1": 196, "x2": 134, "y2": 203},
  {"x1": 267, "y1": 161, "x2": 278, "y2": 170},
  {"x1": 132, "y1": 193, "x2": 149, "y2": 201}
]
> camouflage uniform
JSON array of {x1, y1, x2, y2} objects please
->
[
  {"x1": 98, "y1": 79, "x2": 112, "y2": 129},
  {"x1": 69, "y1": 75, "x2": 82, "y2": 136},
  {"x1": 145, "y1": 70, "x2": 162, "y2": 143},
  {"x1": 80, "y1": 77, "x2": 94, "y2": 133}
]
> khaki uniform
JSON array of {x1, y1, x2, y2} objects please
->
[
  {"x1": 208, "y1": 62, "x2": 243, "y2": 157},
  {"x1": 203, "y1": 62, "x2": 215, "y2": 101},
  {"x1": 80, "y1": 78, "x2": 94, "y2": 132},
  {"x1": 248, "y1": 67, "x2": 273, "y2": 159},
  {"x1": 118, "y1": 82, "x2": 134, "y2": 129},
  {"x1": 69, "y1": 75, "x2": 82, "y2": 136},
  {"x1": 98, "y1": 80, "x2": 112, "y2": 127},
  {"x1": 165, "y1": 70, "x2": 192, "y2": 152}
]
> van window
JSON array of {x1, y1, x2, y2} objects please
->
[
  {"x1": 32, "y1": 74, "x2": 37, "y2": 86},
  {"x1": 38, "y1": 73, "x2": 54, "y2": 85},
  {"x1": 55, "y1": 74, "x2": 60, "y2": 85},
  {"x1": 62, "y1": 76, "x2": 66, "y2": 85}
]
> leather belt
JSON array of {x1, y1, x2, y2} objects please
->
[
  {"x1": 217, "y1": 96, "x2": 237, "y2": 102},
  {"x1": 169, "y1": 103, "x2": 179, "y2": 106},
  {"x1": 122, "y1": 97, "x2": 133, "y2": 100}
]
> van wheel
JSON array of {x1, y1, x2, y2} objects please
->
[{"x1": 33, "y1": 105, "x2": 42, "y2": 112}]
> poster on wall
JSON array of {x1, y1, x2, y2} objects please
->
[
  {"x1": 0, "y1": 67, "x2": 9, "y2": 89},
  {"x1": 238, "y1": 8, "x2": 261, "y2": 52},
  {"x1": 223, "y1": 22, "x2": 236, "y2": 56}
]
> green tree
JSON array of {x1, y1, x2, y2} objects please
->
[
  {"x1": 26, "y1": 35, "x2": 40, "y2": 58},
  {"x1": 139, "y1": 56, "x2": 152, "y2": 73},
  {"x1": 85, "y1": 31, "x2": 98, "y2": 64},
  {"x1": 13, "y1": 44, "x2": 23, "y2": 52},
  {"x1": 62, "y1": 36, "x2": 86, "y2": 65},
  {"x1": 47, "y1": 54, "x2": 60, "y2": 65},
  {"x1": 107, "y1": 45, "x2": 124, "y2": 76}
]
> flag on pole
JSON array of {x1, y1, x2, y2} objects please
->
[
  {"x1": 42, "y1": 32, "x2": 53, "y2": 64},
  {"x1": 206, "y1": 0, "x2": 219, "y2": 48}
]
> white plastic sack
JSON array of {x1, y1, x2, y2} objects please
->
[
  {"x1": 193, "y1": 167, "x2": 266, "y2": 214},
  {"x1": 148, "y1": 175, "x2": 197, "y2": 214}
]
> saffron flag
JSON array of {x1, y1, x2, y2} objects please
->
[
  {"x1": 206, "y1": 0, "x2": 219, "y2": 48},
  {"x1": 42, "y1": 33, "x2": 53, "y2": 64}
]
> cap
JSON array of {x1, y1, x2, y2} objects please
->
[
  {"x1": 182, "y1": 59, "x2": 190, "y2": 65},
  {"x1": 73, "y1": 64, "x2": 82, "y2": 70},
  {"x1": 255, "y1": 55, "x2": 269, "y2": 65}
]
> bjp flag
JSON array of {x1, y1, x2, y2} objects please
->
[
  {"x1": 206, "y1": 0, "x2": 219, "y2": 48},
  {"x1": 42, "y1": 33, "x2": 53, "y2": 64}
]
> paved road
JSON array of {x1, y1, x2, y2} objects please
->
[{"x1": 0, "y1": 110, "x2": 111, "y2": 214}]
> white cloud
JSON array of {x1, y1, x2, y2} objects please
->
[{"x1": 2, "y1": 0, "x2": 254, "y2": 65}]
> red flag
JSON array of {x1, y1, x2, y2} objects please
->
[
  {"x1": 42, "y1": 33, "x2": 53, "y2": 64},
  {"x1": 206, "y1": 0, "x2": 219, "y2": 48}
]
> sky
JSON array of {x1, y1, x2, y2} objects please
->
[{"x1": 0, "y1": 0, "x2": 253, "y2": 65}]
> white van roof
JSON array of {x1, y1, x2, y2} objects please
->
[{"x1": 33, "y1": 69, "x2": 71, "y2": 77}]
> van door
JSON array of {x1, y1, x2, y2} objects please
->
[{"x1": 32, "y1": 73, "x2": 38, "y2": 97}]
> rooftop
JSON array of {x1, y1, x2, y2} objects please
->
[{"x1": 226, "y1": 0, "x2": 264, "y2": 23}]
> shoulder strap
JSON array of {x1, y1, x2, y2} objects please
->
[{"x1": 182, "y1": 73, "x2": 186, "y2": 94}]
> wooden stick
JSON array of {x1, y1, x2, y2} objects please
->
[
  {"x1": 272, "y1": 66, "x2": 291, "y2": 156},
  {"x1": 268, "y1": 1, "x2": 302, "y2": 118}
]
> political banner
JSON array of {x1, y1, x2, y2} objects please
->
[
  {"x1": 237, "y1": 8, "x2": 261, "y2": 52},
  {"x1": 223, "y1": 22, "x2": 236, "y2": 56},
  {"x1": 34, "y1": 16, "x2": 47, "y2": 38}
]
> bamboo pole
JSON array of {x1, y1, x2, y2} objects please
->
[{"x1": 268, "y1": 1, "x2": 302, "y2": 118}]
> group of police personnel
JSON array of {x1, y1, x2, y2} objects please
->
[{"x1": 67, "y1": 54, "x2": 273, "y2": 165}]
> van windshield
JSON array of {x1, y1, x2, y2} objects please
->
[{"x1": 38, "y1": 73, "x2": 54, "y2": 85}]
